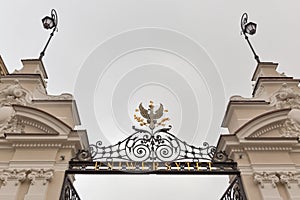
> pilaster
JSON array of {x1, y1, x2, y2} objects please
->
[
  {"x1": 0, "y1": 169, "x2": 27, "y2": 200},
  {"x1": 24, "y1": 169, "x2": 54, "y2": 200}
]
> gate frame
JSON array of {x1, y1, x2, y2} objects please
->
[{"x1": 60, "y1": 125, "x2": 247, "y2": 200}]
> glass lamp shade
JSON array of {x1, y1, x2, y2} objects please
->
[
  {"x1": 42, "y1": 16, "x2": 55, "y2": 29},
  {"x1": 245, "y1": 22, "x2": 257, "y2": 35}
]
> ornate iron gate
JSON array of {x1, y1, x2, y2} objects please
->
[{"x1": 60, "y1": 102, "x2": 247, "y2": 199}]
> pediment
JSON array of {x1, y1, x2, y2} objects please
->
[
  {"x1": 247, "y1": 121, "x2": 285, "y2": 138},
  {"x1": 0, "y1": 105, "x2": 72, "y2": 137},
  {"x1": 234, "y1": 109, "x2": 292, "y2": 139}
]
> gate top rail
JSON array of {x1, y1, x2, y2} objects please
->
[{"x1": 67, "y1": 161, "x2": 239, "y2": 175}]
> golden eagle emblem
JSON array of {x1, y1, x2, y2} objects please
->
[{"x1": 134, "y1": 101, "x2": 169, "y2": 130}]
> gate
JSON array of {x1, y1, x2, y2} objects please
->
[{"x1": 60, "y1": 103, "x2": 247, "y2": 200}]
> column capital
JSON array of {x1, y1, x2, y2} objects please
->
[
  {"x1": 254, "y1": 172, "x2": 279, "y2": 188},
  {"x1": 0, "y1": 169, "x2": 27, "y2": 186},
  {"x1": 27, "y1": 169, "x2": 54, "y2": 185}
]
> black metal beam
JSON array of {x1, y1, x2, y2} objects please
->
[{"x1": 67, "y1": 161, "x2": 239, "y2": 175}]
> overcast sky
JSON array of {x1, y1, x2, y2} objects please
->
[{"x1": 1, "y1": 1, "x2": 300, "y2": 199}]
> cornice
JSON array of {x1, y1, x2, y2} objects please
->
[
  {"x1": 222, "y1": 100, "x2": 269, "y2": 127},
  {"x1": 252, "y1": 77, "x2": 298, "y2": 96},
  {"x1": 21, "y1": 59, "x2": 48, "y2": 79},
  {"x1": 251, "y1": 62, "x2": 279, "y2": 81},
  {"x1": 2, "y1": 74, "x2": 46, "y2": 88}
]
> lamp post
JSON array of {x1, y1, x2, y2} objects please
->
[
  {"x1": 240, "y1": 13, "x2": 260, "y2": 63},
  {"x1": 39, "y1": 9, "x2": 58, "y2": 60}
]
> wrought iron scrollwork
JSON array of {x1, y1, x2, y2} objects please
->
[
  {"x1": 60, "y1": 177, "x2": 81, "y2": 200},
  {"x1": 73, "y1": 125, "x2": 232, "y2": 163},
  {"x1": 220, "y1": 175, "x2": 247, "y2": 200},
  {"x1": 71, "y1": 149, "x2": 92, "y2": 162}
]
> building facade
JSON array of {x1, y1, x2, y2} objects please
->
[
  {"x1": 218, "y1": 62, "x2": 300, "y2": 199},
  {"x1": 0, "y1": 55, "x2": 299, "y2": 199},
  {"x1": 0, "y1": 56, "x2": 88, "y2": 200}
]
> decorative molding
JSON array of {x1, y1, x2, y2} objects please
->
[
  {"x1": 2, "y1": 115, "x2": 57, "y2": 135},
  {"x1": 2, "y1": 115, "x2": 25, "y2": 134},
  {"x1": 0, "y1": 169, "x2": 54, "y2": 186},
  {"x1": 254, "y1": 172, "x2": 279, "y2": 188},
  {"x1": 12, "y1": 143, "x2": 62, "y2": 148},
  {"x1": 62, "y1": 145, "x2": 76, "y2": 149},
  {"x1": 231, "y1": 148, "x2": 244, "y2": 153},
  {"x1": 0, "y1": 79, "x2": 32, "y2": 106},
  {"x1": 244, "y1": 147, "x2": 292, "y2": 151},
  {"x1": 249, "y1": 121, "x2": 284, "y2": 138},
  {"x1": 279, "y1": 172, "x2": 300, "y2": 188},
  {"x1": 0, "y1": 169, "x2": 27, "y2": 186},
  {"x1": 281, "y1": 119, "x2": 300, "y2": 137},
  {"x1": 270, "y1": 83, "x2": 300, "y2": 109},
  {"x1": 18, "y1": 117, "x2": 56, "y2": 134},
  {"x1": 27, "y1": 169, "x2": 54, "y2": 185}
]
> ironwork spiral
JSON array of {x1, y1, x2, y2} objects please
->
[
  {"x1": 220, "y1": 175, "x2": 246, "y2": 200},
  {"x1": 73, "y1": 125, "x2": 231, "y2": 163},
  {"x1": 240, "y1": 13, "x2": 248, "y2": 34}
]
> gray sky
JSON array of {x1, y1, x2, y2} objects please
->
[{"x1": 1, "y1": 0, "x2": 300, "y2": 199}]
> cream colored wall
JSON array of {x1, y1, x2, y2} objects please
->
[{"x1": 0, "y1": 58, "x2": 88, "y2": 200}]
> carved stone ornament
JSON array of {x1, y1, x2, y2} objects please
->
[
  {"x1": 254, "y1": 172, "x2": 279, "y2": 188},
  {"x1": 270, "y1": 83, "x2": 300, "y2": 109},
  {"x1": 0, "y1": 169, "x2": 27, "y2": 186},
  {"x1": 0, "y1": 79, "x2": 32, "y2": 106},
  {"x1": 27, "y1": 169, "x2": 54, "y2": 185},
  {"x1": 0, "y1": 106, "x2": 16, "y2": 135},
  {"x1": 281, "y1": 109, "x2": 300, "y2": 137},
  {"x1": 279, "y1": 172, "x2": 300, "y2": 188}
]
